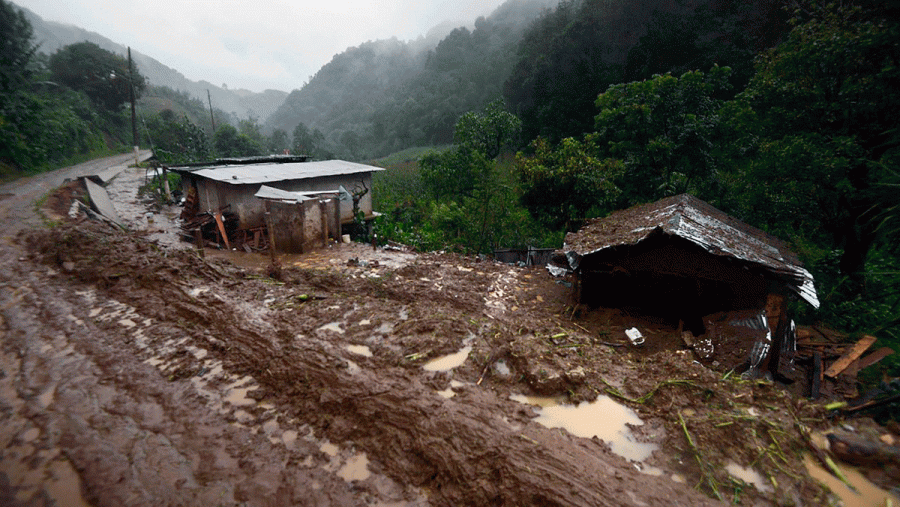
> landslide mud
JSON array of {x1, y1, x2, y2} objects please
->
[{"x1": 0, "y1": 157, "x2": 885, "y2": 506}]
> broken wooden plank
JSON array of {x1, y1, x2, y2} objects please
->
[
  {"x1": 825, "y1": 335, "x2": 877, "y2": 379},
  {"x1": 214, "y1": 211, "x2": 231, "y2": 250},
  {"x1": 858, "y1": 347, "x2": 895, "y2": 371}
]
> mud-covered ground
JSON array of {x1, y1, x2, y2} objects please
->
[{"x1": 0, "y1": 155, "x2": 896, "y2": 506}]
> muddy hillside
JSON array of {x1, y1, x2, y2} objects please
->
[{"x1": 1, "y1": 156, "x2": 898, "y2": 506}]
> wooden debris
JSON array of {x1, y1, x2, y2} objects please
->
[
  {"x1": 811, "y1": 352, "x2": 822, "y2": 400},
  {"x1": 857, "y1": 347, "x2": 895, "y2": 371},
  {"x1": 824, "y1": 335, "x2": 876, "y2": 379},
  {"x1": 214, "y1": 211, "x2": 231, "y2": 250}
]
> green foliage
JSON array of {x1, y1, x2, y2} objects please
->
[
  {"x1": 267, "y1": 128, "x2": 289, "y2": 154},
  {"x1": 143, "y1": 110, "x2": 210, "y2": 164},
  {"x1": 504, "y1": 0, "x2": 625, "y2": 143},
  {"x1": 724, "y1": 1, "x2": 900, "y2": 285},
  {"x1": 375, "y1": 155, "x2": 557, "y2": 254},
  {"x1": 237, "y1": 116, "x2": 265, "y2": 150},
  {"x1": 291, "y1": 122, "x2": 330, "y2": 159},
  {"x1": 49, "y1": 41, "x2": 146, "y2": 112},
  {"x1": 213, "y1": 124, "x2": 262, "y2": 158},
  {"x1": 0, "y1": 0, "x2": 38, "y2": 97},
  {"x1": 1, "y1": 0, "x2": 119, "y2": 173},
  {"x1": 593, "y1": 66, "x2": 732, "y2": 206},
  {"x1": 453, "y1": 99, "x2": 522, "y2": 159},
  {"x1": 517, "y1": 136, "x2": 623, "y2": 231},
  {"x1": 624, "y1": 0, "x2": 789, "y2": 94},
  {"x1": 420, "y1": 145, "x2": 490, "y2": 200}
]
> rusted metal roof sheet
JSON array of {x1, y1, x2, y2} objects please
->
[
  {"x1": 179, "y1": 160, "x2": 383, "y2": 185},
  {"x1": 564, "y1": 194, "x2": 819, "y2": 308}
]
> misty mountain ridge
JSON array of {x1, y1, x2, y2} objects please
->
[
  {"x1": 264, "y1": 0, "x2": 559, "y2": 158},
  {"x1": 17, "y1": 3, "x2": 288, "y2": 122}
]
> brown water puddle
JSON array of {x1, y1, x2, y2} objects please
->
[
  {"x1": 510, "y1": 394, "x2": 658, "y2": 462},
  {"x1": 804, "y1": 455, "x2": 899, "y2": 506}
]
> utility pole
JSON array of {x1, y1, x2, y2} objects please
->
[
  {"x1": 128, "y1": 47, "x2": 139, "y2": 166},
  {"x1": 207, "y1": 89, "x2": 216, "y2": 133}
]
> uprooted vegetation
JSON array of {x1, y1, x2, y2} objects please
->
[{"x1": 18, "y1": 218, "x2": 884, "y2": 505}]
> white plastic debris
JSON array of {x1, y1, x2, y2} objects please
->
[
  {"x1": 625, "y1": 327, "x2": 645, "y2": 346},
  {"x1": 546, "y1": 264, "x2": 568, "y2": 277}
]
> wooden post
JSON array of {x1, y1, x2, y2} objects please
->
[
  {"x1": 320, "y1": 199, "x2": 328, "y2": 248},
  {"x1": 334, "y1": 197, "x2": 342, "y2": 241},
  {"x1": 162, "y1": 166, "x2": 172, "y2": 202},
  {"x1": 298, "y1": 201, "x2": 306, "y2": 254},
  {"x1": 811, "y1": 352, "x2": 822, "y2": 400},
  {"x1": 194, "y1": 229, "x2": 204, "y2": 259},
  {"x1": 214, "y1": 211, "x2": 230, "y2": 250},
  {"x1": 264, "y1": 201, "x2": 277, "y2": 263}
]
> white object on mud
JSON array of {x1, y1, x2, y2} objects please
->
[{"x1": 625, "y1": 327, "x2": 645, "y2": 347}]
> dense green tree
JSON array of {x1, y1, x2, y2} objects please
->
[
  {"x1": 267, "y1": 128, "x2": 289, "y2": 154},
  {"x1": 593, "y1": 66, "x2": 732, "y2": 206},
  {"x1": 420, "y1": 145, "x2": 490, "y2": 200},
  {"x1": 724, "y1": 1, "x2": 900, "y2": 285},
  {"x1": 1, "y1": 1, "x2": 106, "y2": 172},
  {"x1": 517, "y1": 136, "x2": 623, "y2": 231},
  {"x1": 420, "y1": 100, "x2": 520, "y2": 200},
  {"x1": 291, "y1": 122, "x2": 329, "y2": 159},
  {"x1": 237, "y1": 116, "x2": 265, "y2": 150},
  {"x1": 144, "y1": 109, "x2": 210, "y2": 164},
  {"x1": 453, "y1": 99, "x2": 521, "y2": 159},
  {"x1": 213, "y1": 124, "x2": 262, "y2": 158},
  {"x1": 1, "y1": 0, "x2": 37, "y2": 97},
  {"x1": 49, "y1": 42, "x2": 146, "y2": 111},
  {"x1": 624, "y1": 0, "x2": 790, "y2": 94}
]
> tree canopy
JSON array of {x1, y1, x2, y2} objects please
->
[
  {"x1": 724, "y1": 1, "x2": 900, "y2": 284},
  {"x1": 49, "y1": 42, "x2": 146, "y2": 111}
]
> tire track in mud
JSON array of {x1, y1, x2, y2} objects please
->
[
  {"x1": 0, "y1": 249, "x2": 399, "y2": 505},
  {"x1": 18, "y1": 222, "x2": 723, "y2": 506}
]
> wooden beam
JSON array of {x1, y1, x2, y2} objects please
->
[
  {"x1": 858, "y1": 347, "x2": 895, "y2": 371},
  {"x1": 824, "y1": 335, "x2": 877, "y2": 378},
  {"x1": 214, "y1": 211, "x2": 231, "y2": 250}
]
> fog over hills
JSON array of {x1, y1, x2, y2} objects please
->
[{"x1": 19, "y1": 4, "x2": 288, "y2": 122}]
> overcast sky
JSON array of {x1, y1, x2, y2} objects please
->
[{"x1": 16, "y1": 0, "x2": 510, "y2": 92}]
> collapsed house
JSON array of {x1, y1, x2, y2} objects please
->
[
  {"x1": 171, "y1": 158, "x2": 383, "y2": 253},
  {"x1": 562, "y1": 194, "x2": 819, "y2": 379}
]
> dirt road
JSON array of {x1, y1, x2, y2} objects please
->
[{"x1": 0, "y1": 155, "x2": 865, "y2": 506}]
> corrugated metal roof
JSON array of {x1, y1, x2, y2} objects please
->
[
  {"x1": 181, "y1": 160, "x2": 383, "y2": 185},
  {"x1": 254, "y1": 185, "x2": 316, "y2": 203},
  {"x1": 564, "y1": 194, "x2": 819, "y2": 308}
]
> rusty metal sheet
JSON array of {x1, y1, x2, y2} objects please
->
[{"x1": 563, "y1": 194, "x2": 819, "y2": 308}]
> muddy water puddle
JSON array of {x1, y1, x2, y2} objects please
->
[
  {"x1": 804, "y1": 455, "x2": 899, "y2": 506},
  {"x1": 346, "y1": 344, "x2": 373, "y2": 357},
  {"x1": 510, "y1": 394, "x2": 657, "y2": 462},
  {"x1": 803, "y1": 432, "x2": 900, "y2": 506},
  {"x1": 423, "y1": 335, "x2": 475, "y2": 372},
  {"x1": 725, "y1": 462, "x2": 773, "y2": 493}
]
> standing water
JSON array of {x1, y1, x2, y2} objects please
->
[{"x1": 510, "y1": 394, "x2": 657, "y2": 462}]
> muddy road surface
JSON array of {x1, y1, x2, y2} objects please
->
[{"x1": 0, "y1": 155, "x2": 887, "y2": 506}]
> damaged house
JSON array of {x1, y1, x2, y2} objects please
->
[
  {"x1": 562, "y1": 194, "x2": 819, "y2": 380},
  {"x1": 172, "y1": 158, "x2": 383, "y2": 253}
]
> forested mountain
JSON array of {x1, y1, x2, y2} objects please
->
[
  {"x1": 505, "y1": 0, "x2": 791, "y2": 142},
  {"x1": 16, "y1": 2, "x2": 288, "y2": 122},
  {"x1": 264, "y1": 0, "x2": 557, "y2": 159},
  {"x1": 265, "y1": 0, "x2": 789, "y2": 160}
]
